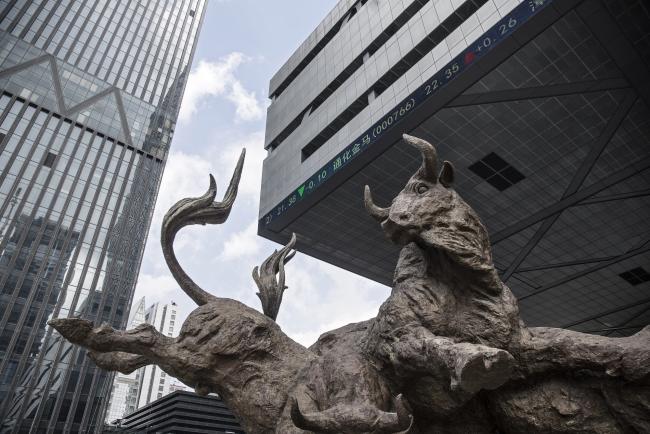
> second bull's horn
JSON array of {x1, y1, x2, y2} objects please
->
[
  {"x1": 364, "y1": 185, "x2": 389, "y2": 221},
  {"x1": 403, "y1": 133, "x2": 438, "y2": 182}
]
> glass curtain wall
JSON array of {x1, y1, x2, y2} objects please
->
[{"x1": 0, "y1": 1, "x2": 207, "y2": 432}]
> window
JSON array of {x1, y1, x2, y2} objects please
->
[
  {"x1": 43, "y1": 152, "x2": 57, "y2": 168},
  {"x1": 287, "y1": 0, "x2": 485, "y2": 156},
  {"x1": 468, "y1": 152, "x2": 525, "y2": 191},
  {"x1": 270, "y1": 0, "x2": 370, "y2": 100},
  {"x1": 619, "y1": 267, "x2": 650, "y2": 286}
]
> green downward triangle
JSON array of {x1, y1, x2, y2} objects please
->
[{"x1": 298, "y1": 185, "x2": 305, "y2": 197}]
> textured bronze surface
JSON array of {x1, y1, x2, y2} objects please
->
[{"x1": 51, "y1": 137, "x2": 650, "y2": 433}]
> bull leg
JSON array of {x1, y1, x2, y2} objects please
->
[
  {"x1": 520, "y1": 326, "x2": 650, "y2": 381},
  {"x1": 49, "y1": 318, "x2": 211, "y2": 396},
  {"x1": 87, "y1": 351, "x2": 152, "y2": 374},
  {"x1": 48, "y1": 318, "x2": 173, "y2": 359},
  {"x1": 386, "y1": 327, "x2": 515, "y2": 395}
]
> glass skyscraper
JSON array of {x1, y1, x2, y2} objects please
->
[{"x1": 0, "y1": 1, "x2": 206, "y2": 432}]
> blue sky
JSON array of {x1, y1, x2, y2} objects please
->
[{"x1": 134, "y1": 0, "x2": 390, "y2": 346}]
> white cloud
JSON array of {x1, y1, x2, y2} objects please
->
[
  {"x1": 133, "y1": 274, "x2": 179, "y2": 305},
  {"x1": 151, "y1": 151, "x2": 215, "y2": 230},
  {"x1": 277, "y1": 258, "x2": 389, "y2": 347},
  {"x1": 227, "y1": 81, "x2": 264, "y2": 121},
  {"x1": 220, "y1": 220, "x2": 262, "y2": 260},
  {"x1": 178, "y1": 53, "x2": 263, "y2": 123}
]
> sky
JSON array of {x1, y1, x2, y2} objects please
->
[{"x1": 132, "y1": 0, "x2": 391, "y2": 346}]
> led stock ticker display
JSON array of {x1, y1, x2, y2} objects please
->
[{"x1": 261, "y1": 0, "x2": 552, "y2": 229}]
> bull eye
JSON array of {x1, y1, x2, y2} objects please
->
[{"x1": 417, "y1": 184, "x2": 429, "y2": 194}]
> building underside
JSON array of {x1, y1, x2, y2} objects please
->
[{"x1": 259, "y1": 0, "x2": 650, "y2": 337}]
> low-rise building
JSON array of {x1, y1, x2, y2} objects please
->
[{"x1": 118, "y1": 391, "x2": 244, "y2": 434}]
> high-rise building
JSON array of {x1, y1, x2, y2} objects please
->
[
  {"x1": 104, "y1": 299, "x2": 187, "y2": 424},
  {"x1": 168, "y1": 381, "x2": 192, "y2": 394},
  {"x1": 136, "y1": 301, "x2": 180, "y2": 409},
  {"x1": 0, "y1": 1, "x2": 207, "y2": 432},
  {"x1": 260, "y1": 0, "x2": 650, "y2": 335},
  {"x1": 104, "y1": 297, "x2": 145, "y2": 425}
]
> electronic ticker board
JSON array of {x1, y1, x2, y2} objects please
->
[{"x1": 260, "y1": 0, "x2": 553, "y2": 229}]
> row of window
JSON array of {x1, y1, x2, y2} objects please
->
[{"x1": 0, "y1": 93, "x2": 164, "y2": 429}]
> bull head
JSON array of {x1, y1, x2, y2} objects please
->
[{"x1": 365, "y1": 134, "x2": 497, "y2": 281}]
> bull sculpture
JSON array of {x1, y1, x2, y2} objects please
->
[{"x1": 50, "y1": 135, "x2": 650, "y2": 433}]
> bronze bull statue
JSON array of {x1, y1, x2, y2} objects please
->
[{"x1": 50, "y1": 135, "x2": 650, "y2": 433}]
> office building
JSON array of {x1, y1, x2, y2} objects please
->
[
  {"x1": 119, "y1": 391, "x2": 244, "y2": 434},
  {"x1": 0, "y1": 1, "x2": 207, "y2": 432},
  {"x1": 105, "y1": 299, "x2": 183, "y2": 424},
  {"x1": 136, "y1": 301, "x2": 180, "y2": 409},
  {"x1": 105, "y1": 297, "x2": 146, "y2": 425},
  {"x1": 260, "y1": 0, "x2": 650, "y2": 335},
  {"x1": 168, "y1": 381, "x2": 192, "y2": 394}
]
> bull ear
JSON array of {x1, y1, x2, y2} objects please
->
[{"x1": 439, "y1": 161, "x2": 454, "y2": 187}]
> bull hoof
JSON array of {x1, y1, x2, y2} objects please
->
[
  {"x1": 451, "y1": 346, "x2": 515, "y2": 394},
  {"x1": 48, "y1": 317, "x2": 94, "y2": 344}
]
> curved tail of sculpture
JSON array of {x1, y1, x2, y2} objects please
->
[
  {"x1": 252, "y1": 233, "x2": 297, "y2": 320},
  {"x1": 161, "y1": 149, "x2": 245, "y2": 306}
]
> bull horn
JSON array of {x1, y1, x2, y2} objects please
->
[
  {"x1": 403, "y1": 133, "x2": 437, "y2": 182},
  {"x1": 290, "y1": 395, "x2": 413, "y2": 433},
  {"x1": 364, "y1": 185, "x2": 389, "y2": 221},
  {"x1": 394, "y1": 394, "x2": 414, "y2": 433}
]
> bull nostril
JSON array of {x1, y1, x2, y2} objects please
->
[{"x1": 398, "y1": 213, "x2": 411, "y2": 222}]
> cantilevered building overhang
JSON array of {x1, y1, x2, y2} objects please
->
[{"x1": 259, "y1": 0, "x2": 650, "y2": 336}]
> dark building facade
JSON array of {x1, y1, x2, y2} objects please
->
[
  {"x1": 116, "y1": 391, "x2": 244, "y2": 434},
  {"x1": 0, "y1": 1, "x2": 207, "y2": 432},
  {"x1": 260, "y1": 0, "x2": 650, "y2": 336}
]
